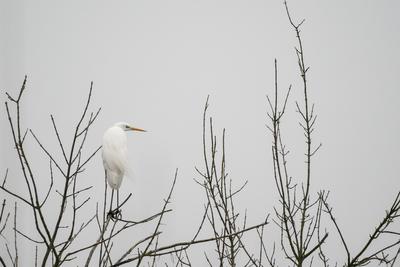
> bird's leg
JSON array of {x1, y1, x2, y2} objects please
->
[
  {"x1": 108, "y1": 189, "x2": 115, "y2": 218},
  {"x1": 117, "y1": 190, "x2": 120, "y2": 208},
  {"x1": 110, "y1": 189, "x2": 115, "y2": 212},
  {"x1": 116, "y1": 190, "x2": 122, "y2": 219}
]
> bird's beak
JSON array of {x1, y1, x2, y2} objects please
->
[{"x1": 129, "y1": 126, "x2": 146, "y2": 132}]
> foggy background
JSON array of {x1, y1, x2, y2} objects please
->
[{"x1": 1, "y1": 0, "x2": 399, "y2": 265}]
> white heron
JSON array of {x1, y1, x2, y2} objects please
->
[{"x1": 102, "y1": 122, "x2": 146, "y2": 215}]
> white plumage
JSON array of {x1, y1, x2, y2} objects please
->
[
  {"x1": 102, "y1": 122, "x2": 146, "y2": 212},
  {"x1": 102, "y1": 124, "x2": 128, "y2": 189}
]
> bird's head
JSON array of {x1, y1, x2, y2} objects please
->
[{"x1": 114, "y1": 122, "x2": 146, "y2": 132}]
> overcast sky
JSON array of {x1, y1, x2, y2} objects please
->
[{"x1": 1, "y1": 0, "x2": 399, "y2": 265}]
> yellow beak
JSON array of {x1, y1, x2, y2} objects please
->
[{"x1": 129, "y1": 126, "x2": 146, "y2": 132}]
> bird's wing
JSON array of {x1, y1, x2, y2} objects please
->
[
  {"x1": 102, "y1": 144, "x2": 127, "y2": 174},
  {"x1": 102, "y1": 127, "x2": 128, "y2": 189}
]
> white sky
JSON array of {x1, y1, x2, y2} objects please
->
[{"x1": 1, "y1": 0, "x2": 399, "y2": 265}]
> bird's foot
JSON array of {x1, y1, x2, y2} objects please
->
[{"x1": 107, "y1": 208, "x2": 122, "y2": 221}]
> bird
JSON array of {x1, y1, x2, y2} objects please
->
[{"x1": 102, "y1": 122, "x2": 146, "y2": 216}]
